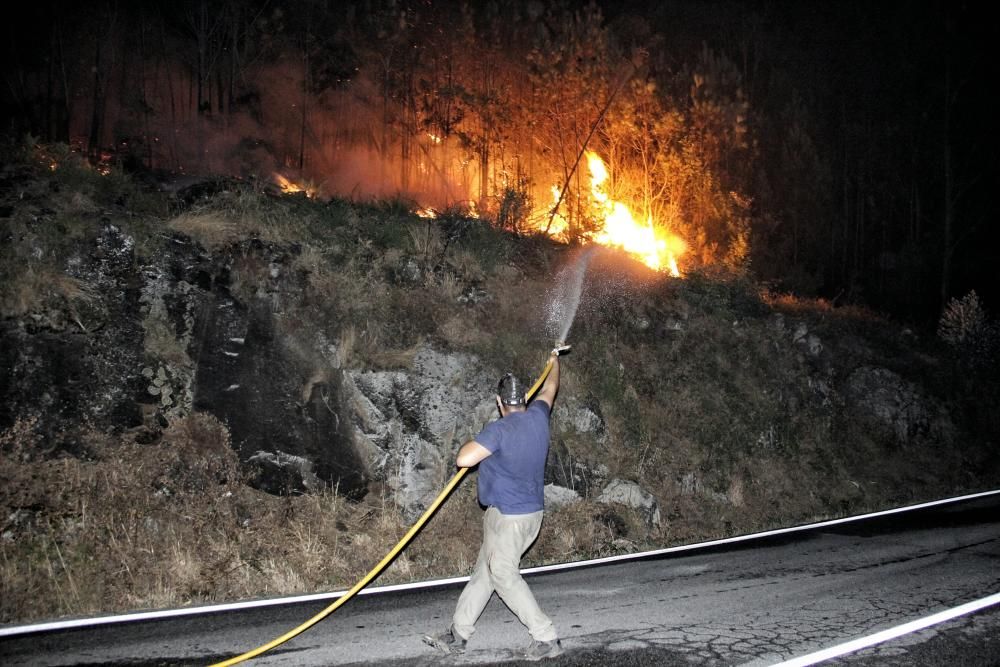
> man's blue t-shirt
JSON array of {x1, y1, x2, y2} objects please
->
[{"x1": 474, "y1": 399, "x2": 551, "y2": 514}]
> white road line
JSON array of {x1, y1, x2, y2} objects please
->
[
  {"x1": 768, "y1": 591, "x2": 1000, "y2": 667},
  {"x1": 1, "y1": 488, "x2": 998, "y2": 638},
  {"x1": 524, "y1": 487, "x2": 1000, "y2": 574}
]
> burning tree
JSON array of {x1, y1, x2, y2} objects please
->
[{"x1": 7, "y1": 0, "x2": 758, "y2": 277}]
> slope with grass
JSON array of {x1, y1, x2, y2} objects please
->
[{"x1": 1, "y1": 140, "x2": 997, "y2": 625}]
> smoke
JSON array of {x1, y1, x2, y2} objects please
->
[{"x1": 125, "y1": 59, "x2": 480, "y2": 209}]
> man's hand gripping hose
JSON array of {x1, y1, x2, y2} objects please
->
[{"x1": 208, "y1": 343, "x2": 568, "y2": 666}]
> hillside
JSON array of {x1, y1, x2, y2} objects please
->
[{"x1": 1, "y1": 140, "x2": 998, "y2": 625}]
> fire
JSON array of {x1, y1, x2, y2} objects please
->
[
  {"x1": 273, "y1": 173, "x2": 317, "y2": 198},
  {"x1": 407, "y1": 148, "x2": 685, "y2": 275},
  {"x1": 414, "y1": 200, "x2": 479, "y2": 220},
  {"x1": 546, "y1": 186, "x2": 570, "y2": 239},
  {"x1": 585, "y1": 151, "x2": 684, "y2": 275},
  {"x1": 548, "y1": 152, "x2": 685, "y2": 276}
]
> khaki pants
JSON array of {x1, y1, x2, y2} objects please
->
[{"x1": 452, "y1": 506, "x2": 556, "y2": 643}]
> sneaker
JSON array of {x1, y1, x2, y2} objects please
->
[
  {"x1": 422, "y1": 626, "x2": 467, "y2": 655},
  {"x1": 523, "y1": 638, "x2": 563, "y2": 661}
]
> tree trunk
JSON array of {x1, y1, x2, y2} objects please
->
[
  {"x1": 299, "y1": 47, "x2": 308, "y2": 172},
  {"x1": 160, "y1": 20, "x2": 179, "y2": 169},
  {"x1": 197, "y1": 0, "x2": 208, "y2": 114},
  {"x1": 88, "y1": 31, "x2": 105, "y2": 159},
  {"x1": 941, "y1": 87, "x2": 953, "y2": 309}
]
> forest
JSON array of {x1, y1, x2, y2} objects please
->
[{"x1": 3, "y1": 0, "x2": 995, "y2": 324}]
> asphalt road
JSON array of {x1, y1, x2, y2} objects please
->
[{"x1": 2, "y1": 494, "x2": 998, "y2": 667}]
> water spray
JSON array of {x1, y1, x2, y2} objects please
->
[{"x1": 546, "y1": 247, "x2": 595, "y2": 346}]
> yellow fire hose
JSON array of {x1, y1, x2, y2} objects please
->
[{"x1": 210, "y1": 353, "x2": 559, "y2": 666}]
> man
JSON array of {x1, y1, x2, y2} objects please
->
[{"x1": 424, "y1": 349, "x2": 564, "y2": 661}]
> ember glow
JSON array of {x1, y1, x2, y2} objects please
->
[{"x1": 273, "y1": 173, "x2": 317, "y2": 198}]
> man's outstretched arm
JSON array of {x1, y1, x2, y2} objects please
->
[
  {"x1": 534, "y1": 351, "x2": 560, "y2": 409},
  {"x1": 456, "y1": 440, "x2": 492, "y2": 468}
]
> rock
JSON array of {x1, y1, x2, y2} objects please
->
[
  {"x1": 544, "y1": 483, "x2": 581, "y2": 509},
  {"x1": 393, "y1": 258, "x2": 422, "y2": 285},
  {"x1": 597, "y1": 479, "x2": 661, "y2": 527},
  {"x1": 124, "y1": 237, "x2": 364, "y2": 499},
  {"x1": 627, "y1": 312, "x2": 651, "y2": 332},
  {"x1": 2, "y1": 509, "x2": 37, "y2": 542},
  {"x1": 659, "y1": 317, "x2": 684, "y2": 333},
  {"x1": 678, "y1": 472, "x2": 702, "y2": 496},
  {"x1": 247, "y1": 450, "x2": 321, "y2": 495},
  {"x1": 545, "y1": 441, "x2": 608, "y2": 498},
  {"x1": 344, "y1": 346, "x2": 496, "y2": 517},
  {"x1": 0, "y1": 222, "x2": 145, "y2": 455},
  {"x1": 553, "y1": 399, "x2": 606, "y2": 440},
  {"x1": 845, "y1": 365, "x2": 952, "y2": 446},
  {"x1": 458, "y1": 286, "x2": 488, "y2": 304},
  {"x1": 805, "y1": 333, "x2": 823, "y2": 357}
]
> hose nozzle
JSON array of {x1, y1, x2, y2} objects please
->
[{"x1": 552, "y1": 342, "x2": 571, "y2": 356}]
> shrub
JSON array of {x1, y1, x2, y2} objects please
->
[
  {"x1": 938, "y1": 290, "x2": 986, "y2": 346},
  {"x1": 938, "y1": 290, "x2": 998, "y2": 372},
  {"x1": 495, "y1": 177, "x2": 533, "y2": 235}
]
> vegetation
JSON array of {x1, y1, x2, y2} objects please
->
[
  {"x1": 4, "y1": 1, "x2": 993, "y2": 323},
  {"x1": 1, "y1": 142, "x2": 997, "y2": 624}
]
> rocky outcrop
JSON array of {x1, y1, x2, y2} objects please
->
[
  {"x1": 342, "y1": 347, "x2": 496, "y2": 518},
  {"x1": 845, "y1": 365, "x2": 955, "y2": 447},
  {"x1": 553, "y1": 399, "x2": 607, "y2": 442},
  {"x1": 0, "y1": 223, "x2": 146, "y2": 456},
  {"x1": 597, "y1": 479, "x2": 661, "y2": 528},
  {"x1": 544, "y1": 483, "x2": 582, "y2": 509},
  {"x1": 1, "y1": 226, "x2": 371, "y2": 497},
  {"x1": 0, "y1": 215, "x2": 616, "y2": 516},
  {"x1": 247, "y1": 449, "x2": 322, "y2": 495}
]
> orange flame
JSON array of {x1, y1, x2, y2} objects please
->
[
  {"x1": 584, "y1": 152, "x2": 685, "y2": 276},
  {"x1": 273, "y1": 173, "x2": 317, "y2": 198},
  {"x1": 546, "y1": 152, "x2": 685, "y2": 275}
]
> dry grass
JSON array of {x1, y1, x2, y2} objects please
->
[
  {"x1": 449, "y1": 248, "x2": 487, "y2": 283},
  {"x1": 0, "y1": 264, "x2": 99, "y2": 322},
  {"x1": 166, "y1": 188, "x2": 313, "y2": 251},
  {"x1": 0, "y1": 406, "x2": 665, "y2": 625},
  {"x1": 407, "y1": 219, "x2": 445, "y2": 262},
  {"x1": 1, "y1": 414, "x2": 485, "y2": 624},
  {"x1": 290, "y1": 243, "x2": 330, "y2": 279},
  {"x1": 168, "y1": 212, "x2": 243, "y2": 250},
  {"x1": 439, "y1": 313, "x2": 490, "y2": 349}
]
